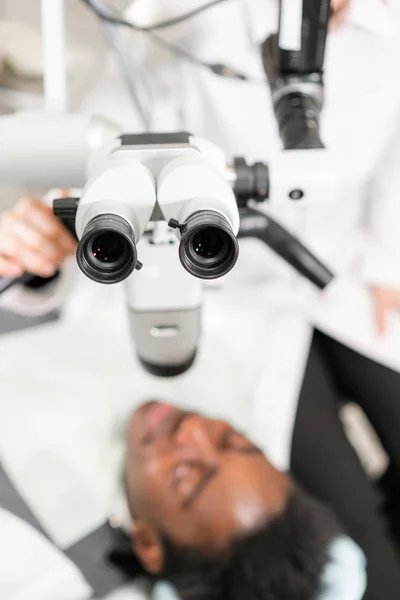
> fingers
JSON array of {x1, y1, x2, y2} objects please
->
[
  {"x1": 0, "y1": 198, "x2": 77, "y2": 279},
  {"x1": 1, "y1": 213, "x2": 66, "y2": 264},
  {"x1": 373, "y1": 291, "x2": 388, "y2": 337},
  {"x1": 15, "y1": 198, "x2": 76, "y2": 253},
  {"x1": 372, "y1": 287, "x2": 400, "y2": 337},
  {"x1": 0, "y1": 241, "x2": 58, "y2": 278},
  {"x1": 330, "y1": 0, "x2": 349, "y2": 29},
  {"x1": 0, "y1": 255, "x2": 24, "y2": 279},
  {"x1": 388, "y1": 290, "x2": 400, "y2": 310}
]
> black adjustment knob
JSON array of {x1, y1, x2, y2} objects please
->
[
  {"x1": 53, "y1": 197, "x2": 80, "y2": 239},
  {"x1": 233, "y1": 158, "x2": 269, "y2": 206},
  {"x1": 168, "y1": 218, "x2": 185, "y2": 232},
  {"x1": 234, "y1": 157, "x2": 254, "y2": 207},
  {"x1": 252, "y1": 162, "x2": 270, "y2": 203},
  {"x1": 53, "y1": 197, "x2": 80, "y2": 219}
]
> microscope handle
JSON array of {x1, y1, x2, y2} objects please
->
[
  {"x1": 0, "y1": 270, "x2": 63, "y2": 296},
  {"x1": 238, "y1": 207, "x2": 334, "y2": 290},
  {"x1": 0, "y1": 272, "x2": 36, "y2": 295},
  {"x1": 0, "y1": 198, "x2": 79, "y2": 297}
]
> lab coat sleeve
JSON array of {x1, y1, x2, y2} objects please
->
[
  {"x1": 361, "y1": 113, "x2": 400, "y2": 288},
  {"x1": 0, "y1": 508, "x2": 92, "y2": 600}
]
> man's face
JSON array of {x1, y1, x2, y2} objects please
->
[{"x1": 126, "y1": 402, "x2": 290, "y2": 573}]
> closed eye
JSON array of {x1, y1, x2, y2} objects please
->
[
  {"x1": 171, "y1": 460, "x2": 207, "y2": 492},
  {"x1": 169, "y1": 430, "x2": 263, "y2": 509},
  {"x1": 171, "y1": 462, "x2": 195, "y2": 487},
  {"x1": 220, "y1": 429, "x2": 262, "y2": 453},
  {"x1": 170, "y1": 460, "x2": 218, "y2": 509}
]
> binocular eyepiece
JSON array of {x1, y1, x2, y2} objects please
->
[
  {"x1": 77, "y1": 214, "x2": 140, "y2": 284},
  {"x1": 55, "y1": 138, "x2": 241, "y2": 285},
  {"x1": 170, "y1": 211, "x2": 239, "y2": 280},
  {"x1": 77, "y1": 210, "x2": 239, "y2": 284}
]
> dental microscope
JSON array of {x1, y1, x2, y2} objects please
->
[{"x1": 0, "y1": 0, "x2": 335, "y2": 376}]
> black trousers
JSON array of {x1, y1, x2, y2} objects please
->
[{"x1": 291, "y1": 330, "x2": 400, "y2": 600}]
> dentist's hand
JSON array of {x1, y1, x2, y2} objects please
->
[
  {"x1": 330, "y1": 0, "x2": 350, "y2": 28},
  {"x1": 372, "y1": 287, "x2": 400, "y2": 336},
  {"x1": 0, "y1": 198, "x2": 77, "y2": 279}
]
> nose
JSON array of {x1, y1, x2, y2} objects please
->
[{"x1": 174, "y1": 416, "x2": 218, "y2": 465}]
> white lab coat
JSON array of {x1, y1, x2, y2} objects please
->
[
  {"x1": 78, "y1": 0, "x2": 400, "y2": 470},
  {"x1": 1, "y1": 0, "x2": 400, "y2": 556}
]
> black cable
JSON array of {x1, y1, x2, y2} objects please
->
[
  {"x1": 81, "y1": 0, "x2": 266, "y2": 83},
  {"x1": 150, "y1": 32, "x2": 265, "y2": 82},
  {"x1": 149, "y1": 31, "x2": 209, "y2": 68},
  {"x1": 127, "y1": 0, "x2": 234, "y2": 30},
  {"x1": 81, "y1": 0, "x2": 234, "y2": 32},
  {"x1": 81, "y1": 0, "x2": 143, "y2": 29}
]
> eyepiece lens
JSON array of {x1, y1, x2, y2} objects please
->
[
  {"x1": 77, "y1": 214, "x2": 138, "y2": 284},
  {"x1": 91, "y1": 232, "x2": 128, "y2": 265},
  {"x1": 192, "y1": 227, "x2": 226, "y2": 260},
  {"x1": 180, "y1": 213, "x2": 239, "y2": 280}
]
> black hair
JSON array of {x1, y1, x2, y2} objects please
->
[{"x1": 160, "y1": 487, "x2": 341, "y2": 600}]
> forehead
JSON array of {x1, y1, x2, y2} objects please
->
[{"x1": 184, "y1": 453, "x2": 273, "y2": 524}]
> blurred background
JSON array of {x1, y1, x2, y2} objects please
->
[{"x1": 0, "y1": 0, "x2": 107, "y2": 209}]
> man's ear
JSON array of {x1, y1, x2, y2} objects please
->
[{"x1": 132, "y1": 520, "x2": 164, "y2": 574}]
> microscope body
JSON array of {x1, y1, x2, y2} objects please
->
[
  {"x1": 74, "y1": 132, "x2": 240, "y2": 280},
  {"x1": 127, "y1": 226, "x2": 202, "y2": 376},
  {"x1": 55, "y1": 133, "x2": 240, "y2": 376}
]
